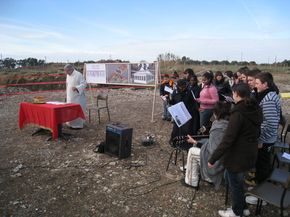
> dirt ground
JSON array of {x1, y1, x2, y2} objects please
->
[{"x1": 0, "y1": 87, "x2": 289, "y2": 217}]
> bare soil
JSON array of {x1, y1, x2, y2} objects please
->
[{"x1": 0, "y1": 87, "x2": 289, "y2": 217}]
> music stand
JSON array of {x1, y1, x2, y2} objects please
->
[{"x1": 166, "y1": 102, "x2": 192, "y2": 175}]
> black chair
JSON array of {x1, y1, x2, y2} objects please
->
[
  {"x1": 272, "y1": 115, "x2": 287, "y2": 150},
  {"x1": 283, "y1": 123, "x2": 290, "y2": 143},
  {"x1": 272, "y1": 152, "x2": 290, "y2": 172},
  {"x1": 88, "y1": 94, "x2": 110, "y2": 123},
  {"x1": 246, "y1": 168, "x2": 290, "y2": 217},
  {"x1": 272, "y1": 115, "x2": 289, "y2": 169},
  {"x1": 280, "y1": 115, "x2": 287, "y2": 142},
  {"x1": 166, "y1": 135, "x2": 209, "y2": 176}
]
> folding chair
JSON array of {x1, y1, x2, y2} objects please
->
[
  {"x1": 246, "y1": 168, "x2": 290, "y2": 217},
  {"x1": 88, "y1": 94, "x2": 110, "y2": 123}
]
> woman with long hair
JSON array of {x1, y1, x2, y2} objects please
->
[{"x1": 196, "y1": 71, "x2": 219, "y2": 133}]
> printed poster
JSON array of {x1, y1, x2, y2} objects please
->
[{"x1": 85, "y1": 64, "x2": 106, "y2": 84}]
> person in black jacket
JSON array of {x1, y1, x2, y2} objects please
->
[
  {"x1": 169, "y1": 79, "x2": 196, "y2": 144},
  {"x1": 208, "y1": 83, "x2": 263, "y2": 217},
  {"x1": 160, "y1": 74, "x2": 174, "y2": 121},
  {"x1": 187, "y1": 74, "x2": 201, "y2": 135},
  {"x1": 213, "y1": 71, "x2": 232, "y2": 101}
]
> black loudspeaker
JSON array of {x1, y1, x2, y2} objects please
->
[{"x1": 105, "y1": 124, "x2": 133, "y2": 159}]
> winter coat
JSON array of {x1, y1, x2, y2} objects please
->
[
  {"x1": 200, "y1": 119, "x2": 228, "y2": 189},
  {"x1": 209, "y1": 99, "x2": 263, "y2": 172},
  {"x1": 213, "y1": 79, "x2": 232, "y2": 101}
]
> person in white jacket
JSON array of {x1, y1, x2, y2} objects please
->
[{"x1": 64, "y1": 64, "x2": 87, "y2": 129}]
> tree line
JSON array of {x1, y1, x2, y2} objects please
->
[
  {"x1": 1, "y1": 54, "x2": 290, "y2": 70},
  {"x1": 157, "y1": 53, "x2": 290, "y2": 66},
  {"x1": 0, "y1": 58, "x2": 45, "y2": 69}
]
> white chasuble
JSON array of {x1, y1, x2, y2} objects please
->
[{"x1": 66, "y1": 70, "x2": 87, "y2": 128}]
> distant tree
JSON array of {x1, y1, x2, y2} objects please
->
[
  {"x1": 221, "y1": 60, "x2": 230, "y2": 65},
  {"x1": 181, "y1": 56, "x2": 187, "y2": 63},
  {"x1": 185, "y1": 59, "x2": 195, "y2": 64},
  {"x1": 3, "y1": 58, "x2": 16, "y2": 69},
  {"x1": 157, "y1": 52, "x2": 179, "y2": 62},
  {"x1": 201, "y1": 60, "x2": 209, "y2": 65},
  {"x1": 231, "y1": 60, "x2": 238, "y2": 65},
  {"x1": 211, "y1": 60, "x2": 219, "y2": 65},
  {"x1": 239, "y1": 61, "x2": 249, "y2": 66},
  {"x1": 249, "y1": 61, "x2": 256, "y2": 65},
  {"x1": 281, "y1": 59, "x2": 290, "y2": 66},
  {"x1": 38, "y1": 59, "x2": 45, "y2": 65},
  {"x1": 0, "y1": 59, "x2": 4, "y2": 68},
  {"x1": 191, "y1": 60, "x2": 201, "y2": 65},
  {"x1": 27, "y1": 58, "x2": 38, "y2": 66}
]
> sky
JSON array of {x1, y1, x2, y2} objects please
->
[{"x1": 0, "y1": 0, "x2": 290, "y2": 63}]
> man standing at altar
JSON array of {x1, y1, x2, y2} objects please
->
[{"x1": 64, "y1": 64, "x2": 87, "y2": 129}]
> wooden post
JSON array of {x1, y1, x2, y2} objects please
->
[
  {"x1": 151, "y1": 61, "x2": 159, "y2": 122},
  {"x1": 83, "y1": 64, "x2": 96, "y2": 122}
]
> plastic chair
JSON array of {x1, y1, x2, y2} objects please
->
[
  {"x1": 246, "y1": 168, "x2": 290, "y2": 217},
  {"x1": 88, "y1": 94, "x2": 110, "y2": 123}
]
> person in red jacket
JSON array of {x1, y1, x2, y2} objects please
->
[{"x1": 208, "y1": 83, "x2": 263, "y2": 217}]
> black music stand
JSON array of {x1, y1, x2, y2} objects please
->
[{"x1": 166, "y1": 102, "x2": 192, "y2": 175}]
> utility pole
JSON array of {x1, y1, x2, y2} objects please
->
[{"x1": 274, "y1": 56, "x2": 277, "y2": 72}]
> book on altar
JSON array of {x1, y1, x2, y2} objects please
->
[{"x1": 46, "y1": 101, "x2": 67, "y2": 105}]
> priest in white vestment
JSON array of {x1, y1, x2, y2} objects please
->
[{"x1": 64, "y1": 64, "x2": 87, "y2": 129}]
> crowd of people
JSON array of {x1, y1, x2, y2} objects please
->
[
  {"x1": 64, "y1": 63, "x2": 282, "y2": 217},
  {"x1": 160, "y1": 66, "x2": 282, "y2": 217}
]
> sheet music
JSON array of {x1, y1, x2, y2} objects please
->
[
  {"x1": 168, "y1": 102, "x2": 192, "y2": 127},
  {"x1": 282, "y1": 152, "x2": 290, "y2": 160},
  {"x1": 221, "y1": 94, "x2": 234, "y2": 103},
  {"x1": 164, "y1": 86, "x2": 173, "y2": 94}
]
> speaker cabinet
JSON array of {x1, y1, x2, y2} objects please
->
[{"x1": 105, "y1": 124, "x2": 133, "y2": 159}]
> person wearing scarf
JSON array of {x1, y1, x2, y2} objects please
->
[{"x1": 254, "y1": 72, "x2": 281, "y2": 184}]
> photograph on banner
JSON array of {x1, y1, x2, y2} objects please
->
[
  {"x1": 106, "y1": 63, "x2": 130, "y2": 83},
  {"x1": 130, "y1": 62, "x2": 155, "y2": 84},
  {"x1": 85, "y1": 63, "x2": 106, "y2": 84}
]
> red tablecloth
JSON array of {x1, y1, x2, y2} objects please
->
[{"x1": 19, "y1": 102, "x2": 85, "y2": 139}]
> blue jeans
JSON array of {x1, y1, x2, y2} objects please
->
[
  {"x1": 224, "y1": 169, "x2": 245, "y2": 216},
  {"x1": 163, "y1": 100, "x2": 171, "y2": 119},
  {"x1": 199, "y1": 109, "x2": 213, "y2": 128}
]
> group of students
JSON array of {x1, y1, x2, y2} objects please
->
[{"x1": 160, "y1": 67, "x2": 281, "y2": 217}]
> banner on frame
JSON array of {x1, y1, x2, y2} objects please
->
[{"x1": 85, "y1": 62, "x2": 156, "y2": 85}]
